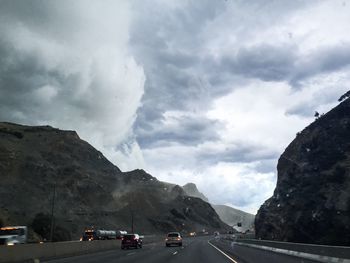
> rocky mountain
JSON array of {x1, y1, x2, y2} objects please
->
[
  {"x1": 182, "y1": 183, "x2": 209, "y2": 202},
  {"x1": 182, "y1": 183, "x2": 255, "y2": 230},
  {"x1": 0, "y1": 122, "x2": 229, "y2": 241},
  {"x1": 212, "y1": 205, "x2": 255, "y2": 230},
  {"x1": 255, "y1": 98, "x2": 350, "y2": 246}
]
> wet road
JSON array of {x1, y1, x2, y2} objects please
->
[{"x1": 44, "y1": 236, "x2": 319, "y2": 263}]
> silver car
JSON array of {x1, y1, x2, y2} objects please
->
[{"x1": 165, "y1": 232, "x2": 182, "y2": 247}]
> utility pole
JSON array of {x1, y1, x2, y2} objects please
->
[
  {"x1": 49, "y1": 181, "x2": 56, "y2": 242},
  {"x1": 131, "y1": 210, "x2": 134, "y2": 233}
]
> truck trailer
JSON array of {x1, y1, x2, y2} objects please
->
[{"x1": 0, "y1": 226, "x2": 27, "y2": 245}]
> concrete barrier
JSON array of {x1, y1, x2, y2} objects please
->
[
  {"x1": 0, "y1": 235, "x2": 166, "y2": 262},
  {"x1": 235, "y1": 239, "x2": 350, "y2": 259},
  {"x1": 219, "y1": 236, "x2": 350, "y2": 263},
  {"x1": 0, "y1": 240, "x2": 120, "y2": 263},
  {"x1": 233, "y1": 242, "x2": 350, "y2": 263}
]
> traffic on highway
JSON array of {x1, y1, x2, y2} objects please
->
[
  {"x1": 1, "y1": 228, "x2": 349, "y2": 262},
  {"x1": 41, "y1": 234, "x2": 323, "y2": 263},
  {"x1": 1, "y1": 1, "x2": 350, "y2": 263}
]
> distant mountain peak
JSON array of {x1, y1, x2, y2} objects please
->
[
  {"x1": 182, "y1": 183, "x2": 209, "y2": 202},
  {"x1": 212, "y1": 204, "x2": 255, "y2": 230}
]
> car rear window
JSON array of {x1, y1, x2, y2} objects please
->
[
  {"x1": 168, "y1": 233, "x2": 179, "y2": 237},
  {"x1": 124, "y1": 235, "x2": 135, "y2": 240}
]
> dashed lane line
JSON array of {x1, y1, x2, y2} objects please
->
[{"x1": 208, "y1": 240, "x2": 239, "y2": 263}]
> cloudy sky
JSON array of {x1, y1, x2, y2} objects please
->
[{"x1": 1, "y1": 0, "x2": 350, "y2": 213}]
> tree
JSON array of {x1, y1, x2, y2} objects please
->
[
  {"x1": 338, "y1": 90, "x2": 350, "y2": 102},
  {"x1": 31, "y1": 213, "x2": 71, "y2": 241},
  {"x1": 31, "y1": 213, "x2": 51, "y2": 241}
]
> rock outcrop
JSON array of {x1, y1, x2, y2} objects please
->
[
  {"x1": 182, "y1": 183, "x2": 209, "y2": 202},
  {"x1": 255, "y1": 98, "x2": 350, "y2": 245},
  {"x1": 182, "y1": 183, "x2": 255, "y2": 230},
  {"x1": 0, "y1": 122, "x2": 228, "y2": 241}
]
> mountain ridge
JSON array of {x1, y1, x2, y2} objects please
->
[{"x1": 0, "y1": 122, "x2": 229, "y2": 241}]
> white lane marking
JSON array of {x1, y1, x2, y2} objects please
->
[
  {"x1": 127, "y1": 252, "x2": 136, "y2": 256},
  {"x1": 173, "y1": 251, "x2": 178, "y2": 255},
  {"x1": 208, "y1": 240, "x2": 239, "y2": 263}
]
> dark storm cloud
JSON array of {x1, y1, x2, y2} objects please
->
[
  {"x1": 285, "y1": 85, "x2": 346, "y2": 118},
  {"x1": 130, "y1": 0, "x2": 227, "y2": 129},
  {"x1": 290, "y1": 44, "x2": 350, "y2": 87},
  {"x1": 0, "y1": 34, "x2": 89, "y2": 124},
  {"x1": 130, "y1": 0, "x2": 339, "y2": 152},
  {"x1": 137, "y1": 115, "x2": 223, "y2": 148},
  {"x1": 129, "y1": 1, "x2": 249, "y2": 153},
  {"x1": 129, "y1": 0, "x2": 350, "y2": 212},
  {"x1": 197, "y1": 143, "x2": 279, "y2": 165},
  {"x1": 285, "y1": 103, "x2": 317, "y2": 118},
  {"x1": 0, "y1": 0, "x2": 81, "y2": 124},
  {"x1": 220, "y1": 42, "x2": 350, "y2": 88},
  {"x1": 0, "y1": 0, "x2": 145, "y2": 169},
  {"x1": 221, "y1": 44, "x2": 297, "y2": 82},
  {"x1": 0, "y1": 0, "x2": 88, "y2": 42},
  {"x1": 0, "y1": 38, "x2": 60, "y2": 122}
]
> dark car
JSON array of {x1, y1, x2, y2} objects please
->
[{"x1": 121, "y1": 234, "x2": 142, "y2": 249}]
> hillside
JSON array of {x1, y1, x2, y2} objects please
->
[
  {"x1": 0, "y1": 122, "x2": 229, "y2": 241},
  {"x1": 182, "y1": 183, "x2": 209, "y2": 202},
  {"x1": 182, "y1": 182, "x2": 255, "y2": 230},
  {"x1": 212, "y1": 205, "x2": 255, "y2": 230},
  {"x1": 255, "y1": 98, "x2": 350, "y2": 245}
]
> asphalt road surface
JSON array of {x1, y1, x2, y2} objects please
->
[{"x1": 44, "y1": 236, "x2": 319, "y2": 263}]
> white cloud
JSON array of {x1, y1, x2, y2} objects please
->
[
  {"x1": 33, "y1": 85, "x2": 58, "y2": 103},
  {"x1": 144, "y1": 159, "x2": 276, "y2": 214},
  {"x1": 0, "y1": 0, "x2": 146, "y2": 169},
  {"x1": 208, "y1": 81, "x2": 311, "y2": 153},
  {"x1": 286, "y1": 0, "x2": 350, "y2": 53}
]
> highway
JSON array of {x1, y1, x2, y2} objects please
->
[{"x1": 43, "y1": 236, "x2": 320, "y2": 263}]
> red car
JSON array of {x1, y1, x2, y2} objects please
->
[{"x1": 121, "y1": 234, "x2": 142, "y2": 249}]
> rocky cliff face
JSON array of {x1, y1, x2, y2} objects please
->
[
  {"x1": 0, "y1": 122, "x2": 228, "y2": 241},
  {"x1": 182, "y1": 183, "x2": 209, "y2": 202},
  {"x1": 255, "y1": 99, "x2": 350, "y2": 245}
]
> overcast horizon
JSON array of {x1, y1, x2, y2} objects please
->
[{"x1": 1, "y1": 0, "x2": 350, "y2": 214}]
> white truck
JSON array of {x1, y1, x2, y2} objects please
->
[
  {"x1": 0, "y1": 226, "x2": 27, "y2": 245},
  {"x1": 81, "y1": 229, "x2": 118, "y2": 241}
]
